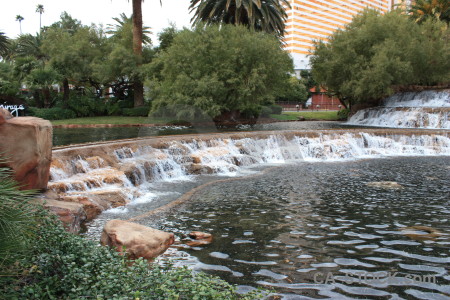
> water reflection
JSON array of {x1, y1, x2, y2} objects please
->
[
  {"x1": 144, "y1": 157, "x2": 450, "y2": 299},
  {"x1": 53, "y1": 121, "x2": 350, "y2": 146}
]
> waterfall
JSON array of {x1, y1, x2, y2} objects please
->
[
  {"x1": 347, "y1": 90, "x2": 450, "y2": 129},
  {"x1": 49, "y1": 131, "x2": 450, "y2": 210}
]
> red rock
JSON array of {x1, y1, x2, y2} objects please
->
[
  {"x1": 35, "y1": 198, "x2": 86, "y2": 233},
  {"x1": 0, "y1": 113, "x2": 52, "y2": 190},
  {"x1": 100, "y1": 219, "x2": 175, "y2": 260},
  {"x1": 189, "y1": 231, "x2": 212, "y2": 240}
]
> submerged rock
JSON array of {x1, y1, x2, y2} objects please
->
[
  {"x1": 401, "y1": 226, "x2": 442, "y2": 241},
  {"x1": 184, "y1": 231, "x2": 213, "y2": 247},
  {"x1": 100, "y1": 219, "x2": 175, "y2": 260},
  {"x1": 366, "y1": 181, "x2": 404, "y2": 189}
]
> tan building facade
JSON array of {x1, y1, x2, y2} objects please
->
[{"x1": 284, "y1": 0, "x2": 403, "y2": 71}]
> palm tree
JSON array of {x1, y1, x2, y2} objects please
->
[
  {"x1": 36, "y1": 4, "x2": 45, "y2": 30},
  {"x1": 0, "y1": 32, "x2": 10, "y2": 59},
  {"x1": 107, "y1": 13, "x2": 152, "y2": 46},
  {"x1": 16, "y1": 15, "x2": 24, "y2": 35},
  {"x1": 127, "y1": 0, "x2": 160, "y2": 107},
  {"x1": 189, "y1": 0, "x2": 290, "y2": 38},
  {"x1": 407, "y1": 0, "x2": 450, "y2": 23}
]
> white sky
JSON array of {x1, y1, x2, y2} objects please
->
[{"x1": 0, "y1": 0, "x2": 193, "y2": 44}]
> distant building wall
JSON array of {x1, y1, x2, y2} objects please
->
[{"x1": 283, "y1": 0, "x2": 402, "y2": 71}]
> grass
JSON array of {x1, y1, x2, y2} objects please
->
[
  {"x1": 270, "y1": 111, "x2": 340, "y2": 121},
  {"x1": 51, "y1": 111, "x2": 341, "y2": 126}
]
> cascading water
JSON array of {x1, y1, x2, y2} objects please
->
[
  {"x1": 49, "y1": 128, "x2": 450, "y2": 299},
  {"x1": 49, "y1": 131, "x2": 450, "y2": 212},
  {"x1": 347, "y1": 90, "x2": 450, "y2": 129}
]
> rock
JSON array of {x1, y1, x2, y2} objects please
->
[
  {"x1": 365, "y1": 181, "x2": 403, "y2": 189},
  {"x1": 0, "y1": 115, "x2": 52, "y2": 190},
  {"x1": 90, "y1": 189, "x2": 129, "y2": 207},
  {"x1": 401, "y1": 226, "x2": 442, "y2": 241},
  {"x1": 100, "y1": 219, "x2": 175, "y2": 260},
  {"x1": 297, "y1": 116, "x2": 306, "y2": 121},
  {"x1": 189, "y1": 231, "x2": 212, "y2": 240},
  {"x1": 185, "y1": 163, "x2": 214, "y2": 175},
  {"x1": 185, "y1": 231, "x2": 213, "y2": 247},
  {"x1": 35, "y1": 198, "x2": 86, "y2": 233},
  {"x1": 0, "y1": 108, "x2": 13, "y2": 124},
  {"x1": 62, "y1": 195, "x2": 110, "y2": 221}
]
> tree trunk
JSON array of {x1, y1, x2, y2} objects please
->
[
  {"x1": 42, "y1": 87, "x2": 51, "y2": 108},
  {"x1": 63, "y1": 78, "x2": 70, "y2": 106},
  {"x1": 132, "y1": 0, "x2": 144, "y2": 107},
  {"x1": 33, "y1": 90, "x2": 43, "y2": 108}
]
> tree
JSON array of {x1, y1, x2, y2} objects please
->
[
  {"x1": 36, "y1": 4, "x2": 45, "y2": 30},
  {"x1": 189, "y1": 0, "x2": 290, "y2": 38},
  {"x1": 148, "y1": 25, "x2": 293, "y2": 126},
  {"x1": 310, "y1": 9, "x2": 450, "y2": 108},
  {"x1": 0, "y1": 32, "x2": 10, "y2": 59},
  {"x1": 129, "y1": 0, "x2": 150, "y2": 108},
  {"x1": 407, "y1": 0, "x2": 450, "y2": 23},
  {"x1": 16, "y1": 15, "x2": 24, "y2": 35}
]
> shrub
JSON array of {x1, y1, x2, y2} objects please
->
[
  {"x1": 337, "y1": 108, "x2": 350, "y2": 120},
  {"x1": 67, "y1": 95, "x2": 107, "y2": 117},
  {"x1": 259, "y1": 106, "x2": 273, "y2": 117},
  {"x1": 270, "y1": 104, "x2": 283, "y2": 115},
  {"x1": 0, "y1": 160, "x2": 38, "y2": 272},
  {"x1": 1, "y1": 210, "x2": 262, "y2": 299},
  {"x1": 122, "y1": 106, "x2": 150, "y2": 116},
  {"x1": 27, "y1": 107, "x2": 77, "y2": 120}
]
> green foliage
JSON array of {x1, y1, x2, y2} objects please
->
[
  {"x1": 337, "y1": 108, "x2": 350, "y2": 121},
  {"x1": 259, "y1": 106, "x2": 273, "y2": 117},
  {"x1": 270, "y1": 104, "x2": 283, "y2": 115},
  {"x1": 27, "y1": 107, "x2": 77, "y2": 120},
  {"x1": 276, "y1": 76, "x2": 308, "y2": 104},
  {"x1": 1, "y1": 208, "x2": 263, "y2": 299},
  {"x1": 122, "y1": 106, "x2": 150, "y2": 116},
  {"x1": 406, "y1": 0, "x2": 450, "y2": 23},
  {"x1": 0, "y1": 62, "x2": 21, "y2": 96},
  {"x1": 189, "y1": 0, "x2": 290, "y2": 38},
  {"x1": 310, "y1": 9, "x2": 450, "y2": 107},
  {"x1": 156, "y1": 24, "x2": 179, "y2": 53},
  {"x1": 148, "y1": 25, "x2": 293, "y2": 120},
  {"x1": 0, "y1": 159, "x2": 37, "y2": 272},
  {"x1": 0, "y1": 31, "x2": 10, "y2": 59},
  {"x1": 66, "y1": 95, "x2": 107, "y2": 117}
]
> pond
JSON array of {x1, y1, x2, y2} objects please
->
[
  {"x1": 85, "y1": 156, "x2": 450, "y2": 299},
  {"x1": 53, "y1": 121, "x2": 352, "y2": 147}
]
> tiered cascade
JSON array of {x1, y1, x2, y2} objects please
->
[
  {"x1": 347, "y1": 90, "x2": 450, "y2": 129},
  {"x1": 49, "y1": 130, "x2": 450, "y2": 214}
]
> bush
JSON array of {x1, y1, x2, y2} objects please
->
[
  {"x1": 259, "y1": 106, "x2": 273, "y2": 117},
  {"x1": 27, "y1": 107, "x2": 77, "y2": 120},
  {"x1": 270, "y1": 104, "x2": 283, "y2": 115},
  {"x1": 122, "y1": 106, "x2": 150, "y2": 116},
  {"x1": 337, "y1": 108, "x2": 350, "y2": 120},
  {"x1": 67, "y1": 95, "x2": 107, "y2": 117},
  {"x1": 1, "y1": 210, "x2": 262, "y2": 299}
]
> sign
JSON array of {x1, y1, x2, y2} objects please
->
[{"x1": 0, "y1": 103, "x2": 26, "y2": 117}]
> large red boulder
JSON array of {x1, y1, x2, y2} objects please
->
[
  {"x1": 100, "y1": 219, "x2": 175, "y2": 260},
  {"x1": 0, "y1": 109, "x2": 52, "y2": 190}
]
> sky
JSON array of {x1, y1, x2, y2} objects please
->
[{"x1": 0, "y1": 0, "x2": 193, "y2": 43}]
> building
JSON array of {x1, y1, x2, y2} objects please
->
[
  {"x1": 309, "y1": 87, "x2": 342, "y2": 110},
  {"x1": 283, "y1": 0, "x2": 403, "y2": 73}
]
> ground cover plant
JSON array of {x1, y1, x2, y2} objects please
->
[{"x1": 0, "y1": 164, "x2": 263, "y2": 299}]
